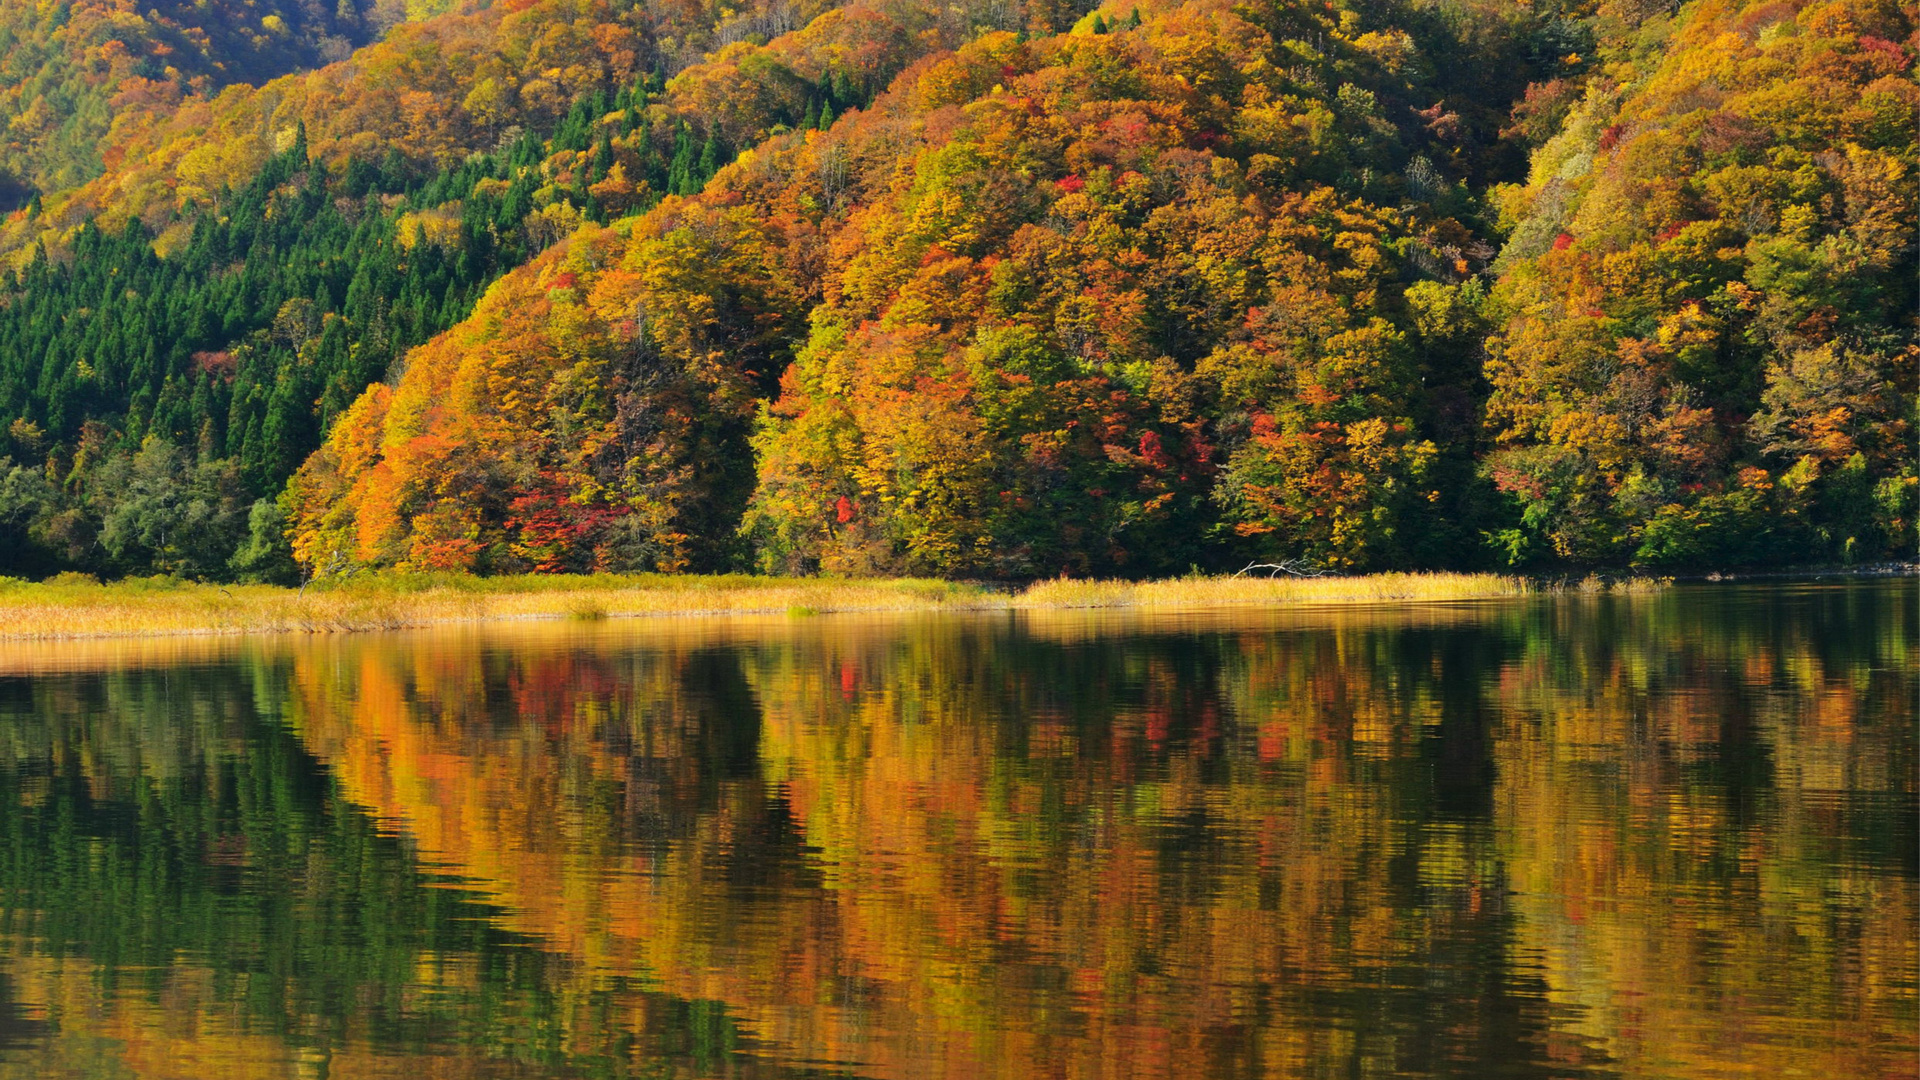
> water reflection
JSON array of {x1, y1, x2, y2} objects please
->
[{"x1": 0, "y1": 582, "x2": 1910, "y2": 1079}]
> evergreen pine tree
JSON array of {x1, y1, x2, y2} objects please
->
[
  {"x1": 590, "y1": 132, "x2": 613, "y2": 183},
  {"x1": 633, "y1": 122, "x2": 659, "y2": 192},
  {"x1": 667, "y1": 125, "x2": 694, "y2": 196},
  {"x1": 697, "y1": 134, "x2": 720, "y2": 186}
]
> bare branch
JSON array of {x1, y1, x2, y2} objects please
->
[{"x1": 1232, "y1": 559, "x2": 1333, "y2": 579}]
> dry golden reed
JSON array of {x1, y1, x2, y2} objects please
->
[
  {"x1": 0, "y1": 569, "x2": 1566, "y2": 642},
  {"x1": 1016, "y1": 571, "x2": 1531, "y2": 609}
]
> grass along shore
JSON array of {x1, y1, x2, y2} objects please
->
[{"x1": 3, "y1": 570, "x2": 1578, "y2": 641}]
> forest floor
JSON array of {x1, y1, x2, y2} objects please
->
[{"x1": 0, "y1": 570, "x2": 1579, "y2": 640}]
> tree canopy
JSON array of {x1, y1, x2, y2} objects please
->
[{"x1": 0, "y1": 0, "x2": 1912, "y2": 581}]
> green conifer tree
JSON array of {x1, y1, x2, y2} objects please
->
[
  {"x1": 590, "y1": 132, "x2": 613, "y2": 183},
  {"x1": 696, "y1": 134, "x2": 720, "y2": 186},
  {"x1": 667, "y1": 124, "x2": 694, "y2": 196}
]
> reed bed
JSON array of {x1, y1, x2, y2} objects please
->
[
  {"x1": 1014, "y1": 571, "x2": 1530, "y2": 609},
  {"x1": 1, "y1": 569, "x2": 1565, "y2": 641},
  {"x1": 0, "y1": 572, "x2": 995, "y2": 640}
]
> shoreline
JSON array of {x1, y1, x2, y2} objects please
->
[
  {"x1": 12, "y1": 565, "x2": 1906, "y2": 643},
  {"x1": 6, "y1": 571, "x2": 1548, "y2": 642}
]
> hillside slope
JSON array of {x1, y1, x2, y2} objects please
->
[
  {"x1": 0, "y1": 0, "x2": 450, "y2": 208},
  {"x1": 283, "y1": 0, "x2": 1590, "y2": 577},
  {"x1": 1483, "y1": 0, "x2": 1918, "y2": 566},
  {"x1": 0, "y1": 0, "x2": 992, "y2": 578},
  {"x1": 0, "y1": 0, "x2": 1052, "y2": 261},
  {"x1": 0, "y1": 0, "x2": 1910, "y2": 582}
]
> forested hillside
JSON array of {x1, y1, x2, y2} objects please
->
[
  {"x1": 0, "y1": 0, "x2": 995, "y2": 261},
  {"x1": 0, "y1": 0, "x2": 445, "y2": 210},
  {"x1": 0, "y1": 0, "x2": 984, "y2": 578},
  {"x1": 0, "y1": 0, "x2": 1912, "y2": 581},
  {"x1": 1483, "y1": 0, "x2": 1919, "y2": 567}
]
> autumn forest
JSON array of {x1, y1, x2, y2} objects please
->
[{"x1": 0, "y1": 0, "x2": 1913, "y2": 582}]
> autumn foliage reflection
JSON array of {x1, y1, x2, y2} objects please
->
[{"x1": 262, "y1": 585, "x2": 1917, "y2": 1079}]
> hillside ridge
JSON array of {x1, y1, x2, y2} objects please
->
[{"x1": 0, "y1": 0, "x2": 1911, "y2": 581}]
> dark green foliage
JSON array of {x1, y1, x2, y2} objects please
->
[
  {"x1": 0, "y1": 141, "x2": 500, "y2": 489},
  {"x1": 231, "y1": 497, "x2": 302, "y2": 584}
]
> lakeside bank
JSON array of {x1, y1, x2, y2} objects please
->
[{"x1": 3, "y1": 570, "x2": 1567, "y2": 641}]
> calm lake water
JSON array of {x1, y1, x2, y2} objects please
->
[{"x1": 0, "y1": 580, "x2": 1910, "y2": 1079}]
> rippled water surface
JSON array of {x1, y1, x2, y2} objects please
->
[{"x1": 0, "y1": 580, "x2": 1911, "y2": 1079}]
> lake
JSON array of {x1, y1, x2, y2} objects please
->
[{"x1": 0, "y1": 580, "x2": 1910, "y2": 1079}]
